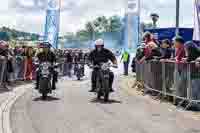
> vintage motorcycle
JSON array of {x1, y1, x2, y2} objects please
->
[
  {"x1": 76, "y1": 63, "x2": 84, "y2": 80},
  {"x1": 36, "y1": 62, "x2": 58, "y2": 99},
  {"x1": 92, "y1": 62, "x2": 117, "y2": 102}
]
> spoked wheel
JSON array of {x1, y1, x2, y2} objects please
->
[
  {"x1": 104, "y1": 93, "x2": 109, "y2": 102},
  {"x1": 97, "y1": 91, "x2": 102, "y2": 100},
  {"x1": 96, "y1": 79, "x2": 102, "y2": 100},
  {"x1": 42, "y1": 93, "x2": 47, "y2": 100},
  {"x1": 103, "y1": 80, "x2": 110, "y2": 102},
  {"x1": 39, "y1": 78, "x2": 50, "y2": 100}
]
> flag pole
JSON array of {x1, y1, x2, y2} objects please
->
[
  {"x1": 57, "y1": 0, "x2": 61, "y2": 49},
  {"x1": 175, "y1": 0, "x2": 180, "y2": 36}
]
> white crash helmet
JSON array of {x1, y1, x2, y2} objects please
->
[{"x1": 95, "y1": 39, "x2": 104, "y2": 46}]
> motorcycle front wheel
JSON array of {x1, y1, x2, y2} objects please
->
[
  {"x1": 39, "y1": 78, "x2": 50, "y2": 100},
  {"x1": 96, "y1": 79, "x2": 102, "y2": 100},
  {"x1": 103, "y1": 79, "x2": 110, "y2": 102},
  {"x1": 42, "y1": 93, "x2": 47, "y2": 100}
]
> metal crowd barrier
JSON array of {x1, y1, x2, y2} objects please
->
[
  {"x1": 14, "y1": 56, "x2": 26, "y2": 80},
  {"x1": 0, "y1": 56, "x2": 88, "y2": 87},
  {"x1": 0, "y1": 57, "x2": 7, "y2": 85},
  {"x1": 136, "y1": 60, "x2": 200, "y2": 109}
]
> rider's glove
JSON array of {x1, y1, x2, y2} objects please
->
[{"x1": 113, "y1": 64, "x2": 118, "y2": 68}]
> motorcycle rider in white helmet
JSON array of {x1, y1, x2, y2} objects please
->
[{"x1": 88, "y1": 39, "x2": 118, "y2": 92}]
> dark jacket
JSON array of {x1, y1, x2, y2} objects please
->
[
  {"x1": 66, "y1": 53, "x2": 72, "y2": 63},
  {"x1": 186, "y1": 47, "x2": 200, "y2": 62},
  {"x1": 88, "y1": 48, "x2": 116, "y2": 65},
  {"x1": 131, "y1": 57, "x2": 136, "y2": 72},
  {"x1": 135, "y1": 48, "x2": 145, "y2": 61},
  {"x1": 77, "y1": 53, "x2": 84, "y2": 62},
  {"x1": 37, "y1": 51, "x2": 56, "y2": 64},
  {"x1": 157, "y1": 48, "x2": 172, "y2": 59}
]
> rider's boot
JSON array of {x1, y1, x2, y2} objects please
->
[
  {"x1": 109, "y1": 72, "x2": 114, "y2": 92},
  {"x1": 89, "y1": 81, "x2": 96, "y2": 92},
  {"x1": 52, "y1": 82, "x2": 56, "y2": 90},
  {"x1": 35, "y1": 79, "x2": 39, "y2": 90},
  {"x1": 89, "y1": 86, "x2": 96, "y2": 92}
]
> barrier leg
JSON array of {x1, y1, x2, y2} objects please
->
[
  {"x1": 177, "y1": 99, "x2": 185, "y2": 108},
  {"x1": 184, "y1": 101, "x2": 193, "y2": 110},
  {"x1": 173, "y1": 63, "x2": 178, "y2": 105},
  {"x1": 162, "y1": 62, "x2": 166, "y2": 100}
]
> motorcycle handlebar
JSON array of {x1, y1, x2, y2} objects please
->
[{"x1": 89, "y1": 64, "x2": 118, "y2": 69}]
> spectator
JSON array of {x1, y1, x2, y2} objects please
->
[
  {"x1": 24, "y1": 46, "x2": 34, "y2": 80},
  {"x1": 184, "y1": 41, "x2": 200, "y2": 62},
  {"x1": 142, "y1": 31, "x2": 152, "y2": 44},
  {"x1": 65, "y1": 51, "x2": 73, "y2": 77},
  {"x1": 183, "y1": 41, "x2": 200, "y2": 100},
  {"x1": 173, "y1": 36, "x2": 186, "y2": 62},
  {"x1": 155, "y1": 39, "x2": 173, "y2": 60},
  {"x1": 135, "y1": 45, "x2": 145, "y2": 62},
  {"x1": 139, "y1": 41, "x2": 160, "y2": 63},
  {"x1": 0, "y1": 41, "x2": 13, "y2": 88},
  {"x1": 121, "y1": 50, "x2": 130, "y2": 75},
  {"x1": 132, "y1": 45, "x2": 145, "y2": 72},
  {"x1": 131, "y1": 56, "x2": 136, "y2": 73}
]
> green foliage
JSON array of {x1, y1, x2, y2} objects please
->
[
  {"x1": 0, "y1": 31, "x2": 11, "y2": 41},
  {"x1": 143, "y1": 23, "x2": 154, "y2": 29},
  {"x1": 64, "y1": 15, "x2": 124, "y2": 48},
  {"x1": 108, "y1": 15, "x2": 122, "y2": 32},
  {"x1": 77, "y1": 15, "x2": 123, "y2": 41},
  {"x1": 0, "y1": 26, "x2": 39, "y2": 41}
]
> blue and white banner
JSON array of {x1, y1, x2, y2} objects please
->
[
  {"x1": 44, "y1": 0, "x2": 60, "y2": 48},
  {"x1": 193, "y1": 0, "x2": 200, "y2": 41},
  {"x1": 124, "y1": 0, "x2": 140, "y2": 52}
]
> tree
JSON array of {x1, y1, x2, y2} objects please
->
[
  {"x1": 0, "y1": 32, "x2": 11, "y2": 41},
  {"x1": 76, "y1": 30, "x2": 90, "y2": 41},
  {"x1": 93, "y1": 16, "x2": 109, "y2": 33},
  {"x1": 108, "y1": 15, "x2": 122, "y2": 32},
  {"x1": 85, "y1": 22, "x2": 96, "y2": 41}
]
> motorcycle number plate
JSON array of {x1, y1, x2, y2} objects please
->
[
  {"x1": 42, "y1": 70, "x2": 49, "y2": 75},
  {"x1": 42, "y1": 75, "x2": 48, "y2": 78}
]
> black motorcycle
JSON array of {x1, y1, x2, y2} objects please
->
[
  {"x1": 37, "y1": 62, "x2": 58, "y2": 99},
  {"x1": 76, "y1": 63, "x2": 84, "y2": 80},
  {"x1": 92, "y1": 62, "x2": 117, "y2": 102}
]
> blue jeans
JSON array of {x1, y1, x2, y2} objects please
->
[{"x1": 123, "y1": 62, "x2": 129, "y2": 75}]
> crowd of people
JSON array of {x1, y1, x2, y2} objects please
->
[
  {"x1": 0, "y1": 41, "x2": 90, "y2": 89},
  {"x1": 133, "y1": 31, "x2": 200, "y2": 65},
  {"x1": 133, "y1": 32, "x2": 200, "y2": 100}
]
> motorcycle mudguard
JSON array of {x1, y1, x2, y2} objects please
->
[{"x1": 39, "y1": 78, "x2": 51, "y2": 94}]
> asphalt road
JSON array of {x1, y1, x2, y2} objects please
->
[{"x1": 10, "y1": 76, "x2": 200, "y2": 133}]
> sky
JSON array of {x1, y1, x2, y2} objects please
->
[{"x1": 0, "y1": 0, "x2": 194, "y2": 34}]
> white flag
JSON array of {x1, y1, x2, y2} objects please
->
[{"x1": 193, "y1": 0, "x2": 200, "y2": 41}]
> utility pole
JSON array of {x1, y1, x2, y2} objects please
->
[
  {"x1": 175, "y1": 0, "x2": 180, "y2": 36},
  {"x1": 56, "y1": 0, "x2": 61, "y2": 49}
]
